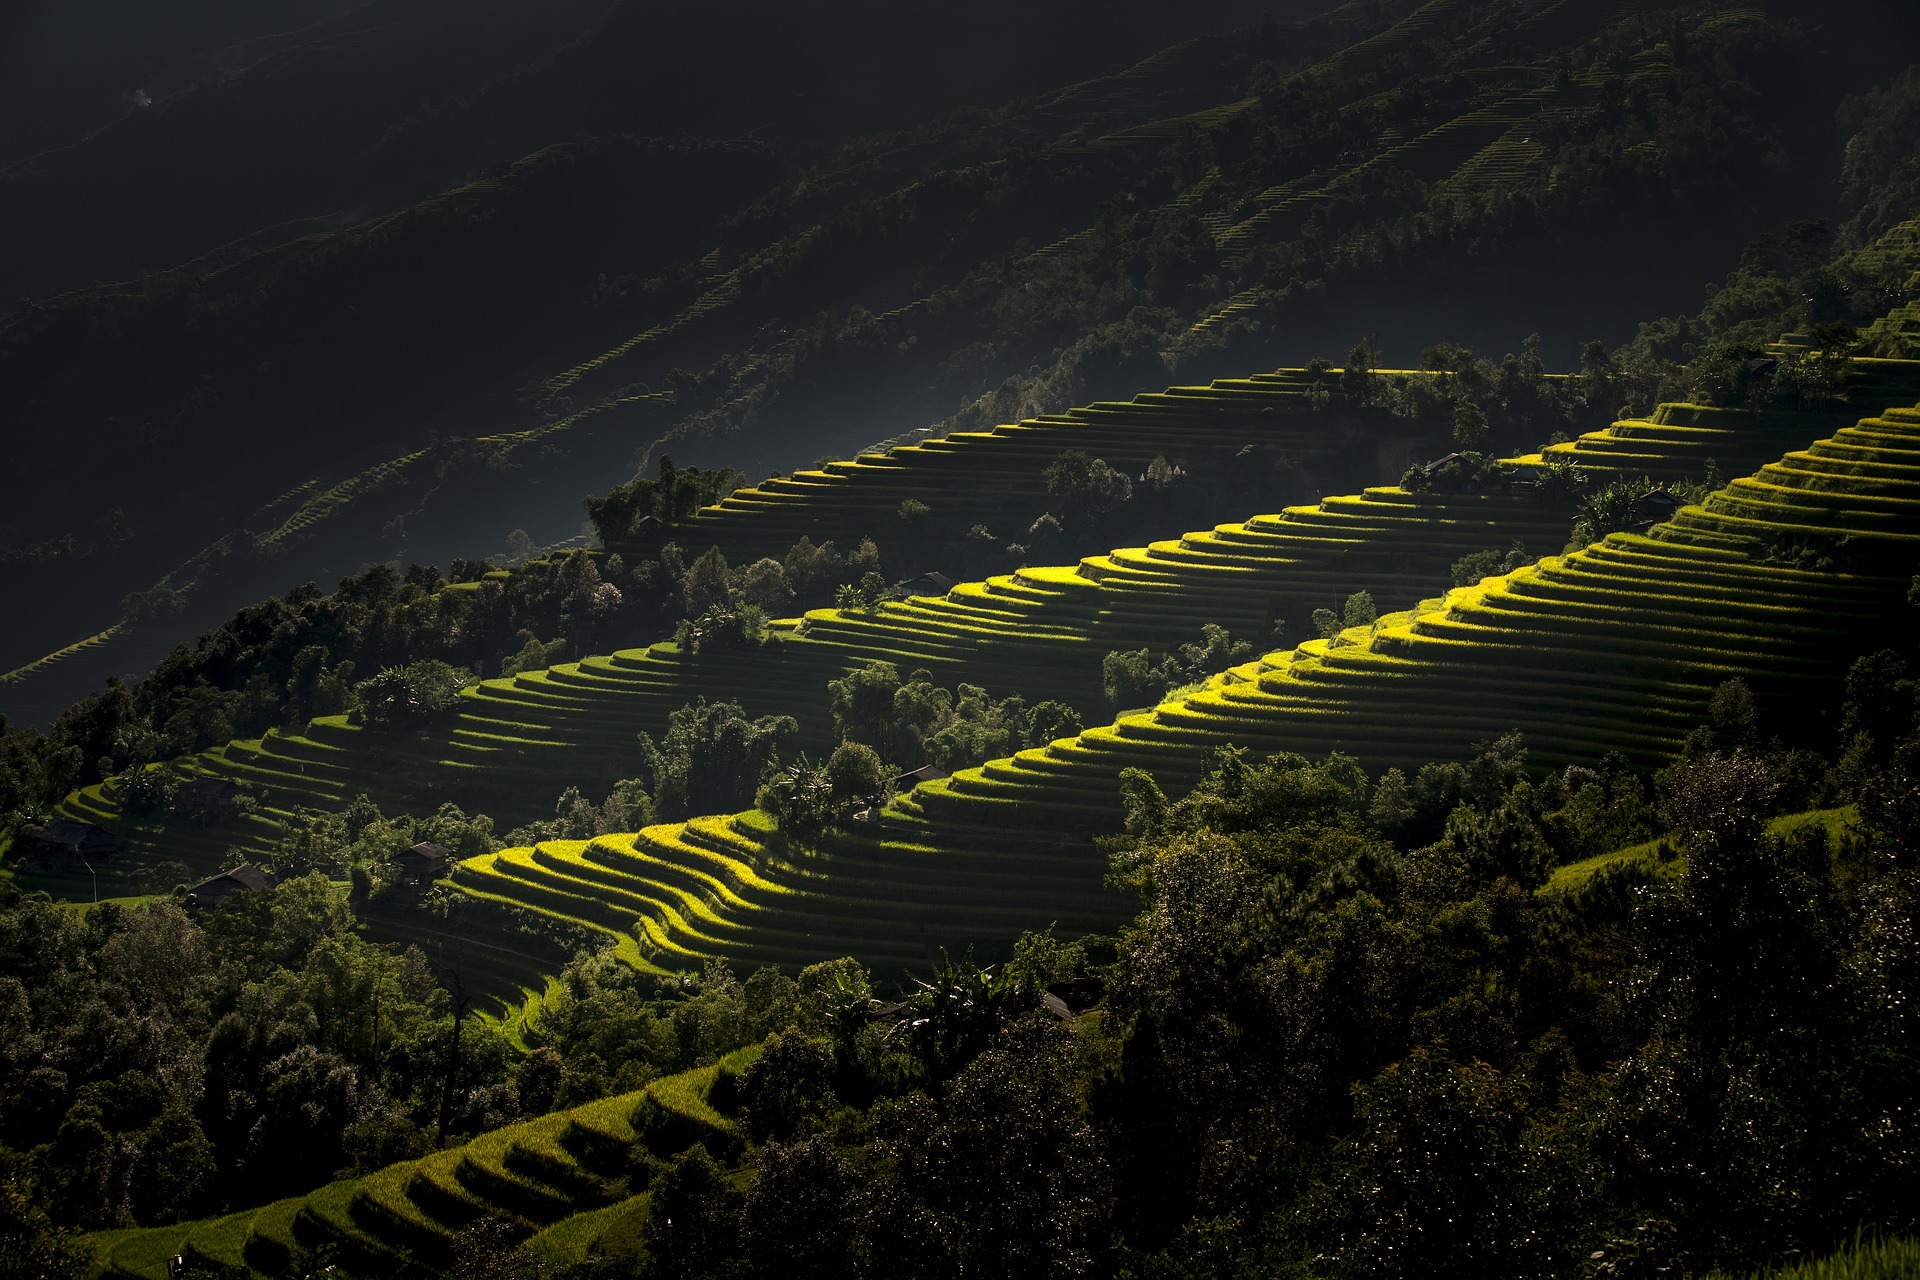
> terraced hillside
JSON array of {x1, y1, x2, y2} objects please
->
[
  {"x1": 388, "y1": 399, "x2": 1920, "y2": 979},
  {"x1": 899, "y1": 402, "x2": 1920, "y2": 837},
  {"x1": 620, "y1": 367, "x2": 1389, "y2": 563},
  {"x1": 55, "y1": 364, "x2": 1920, "y2": 886},
  {"x1": 451, "y1": 807, "x2": 1126, "y2": 978},
  {"x1": 85, "y1": 1049, "x2": 756, "y2": 1280},
  {"x1": 1520, "y1": 362, "x2": 1920, "y2": 481}
]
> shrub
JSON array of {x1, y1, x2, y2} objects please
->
[
  {"x1": 1451, "y1": 543, "x2": 1534, "y2": 587},
  {"x1": 824, "y1": 742, "x2": 886, "y2": 803},
  {"x1": 637, "y1": 699, "x2": 796, "y2": 821},
  {"x1": 675, "y1": 602, "x2": 768, "y2": 654},
  {"x1": 1573, "y1": 476, "x2": 1656, "y2": 546},
  {"x1": 1044, "y1": 449, "x2": 1133, "y2": 528},
  {"x1": 1103, "y1": 648, "x2": 1172, "y2": 711},
  {"x1": 351, "y1": 660, "x2": 472, "y2": 728},
  {"x1": 757, "y1": 755, "x2": 833, "y2": 841}
]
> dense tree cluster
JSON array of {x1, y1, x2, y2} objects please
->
[
  {"x1": 603, "y1": 672, "x2": 1910, "y2": 1280},
  {"x1": 0, "y1": 880, "x2": 841, "y2": 1238},
  {"x1": 825, "y1": 660, "x2": 1082, "y2": 772}
]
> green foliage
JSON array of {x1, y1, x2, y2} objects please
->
[
  {"x1": 1103, "y1": 648, "x2": 1171, "y2": 712},
  {"x1": 740, "y1": 1031, "x2": 837, "y2": 1144},
  {"x1": 1105, "y1": 625, "x2": 1257, "y2": 710},
  {"x1": 638, "y1": 1146, "x2": 743, "y2": 1280},
  {"x1": 1451, "y1": 543, "x2": 1535, "y2": 588},
  {"x1": 268, "y1": 795, "x2": 498, "y2": 879},
  {"x1": 828, "y1": 661, "x2": 1070, "y2": 770},
  {"x1": 1314, "y1": 1044, "x2": 1603, "y2": 1279},
  {"x1": 1721, "y1": 1231, "x2": 1920, "y2": 1279},
  {"x1": 824, "y1": 741, "x2": 886, "y2": 803},
  {"x1": 738, "y1": 1134, "x2": 860, "y2": 1280},
  {"x1": 674, "y1": 600, "x2": 769, "y2": 654},
  {"x1": 757, "y1": 754, "x2": 834, "y2": 841},
  {"x1": 352, "y1": 659, "x2": 474, "y2": 728},
  {"x1": 1402, "y1": 450, "x2": 1516, "y2": 496},
  {"x1": 1044, "y1": 449, "x2": 1134, "y2": 530},
  {"x1": 0, "y1": 1150, "x2": 87, "y2": 1280},
  {"x1": 1451, "y1": 399, "x2": 1490, "y2": 448},
  {"x1": 505, "y1": 779, "x2": 655, "y2": 847},
  {"x1": 1573, "y1": 475, "x2": 1656, "y2": 546},
  {"x1": 0, "y1": 876, "x2": 518, "y2": 1223},
  {"x1": 499, "y1": 633, "x2": 568, "y2": 679},
  {"x1": 583, "y1": 455, "x2": 748, "y2": 544},
  {"x1": 680, "y1": 546, "x2": 735, "y2": 617},
  {"x1": 637, "y1": 699, "x2": 796, "y2": 822}
]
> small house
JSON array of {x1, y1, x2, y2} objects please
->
[
  {"x1": 901, "y1": 571, "x2": 957, "y2": 598},
  {"x1": 186, "y1": 863, "x2": 274, "y2": 910},
  {"x1": 28, "y1": 820, "x2": 121, "y2": 870},
  {"x1": 1633, "y1": 488, "x2": 1684, "y2": 527},
  {"x1": 631, "y1": 514, "x2": 665, "y2": 540},
  {"x1": 892, "y1": 764, "x2": 952, "y2": 791},
  {"x1": 397, "y1": 841, "x2": 452, "y2": 885}
]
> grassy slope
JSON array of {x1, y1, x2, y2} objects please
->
[{"x1": 84, "y1": 1046, "x2": 759, "y2": 1280}]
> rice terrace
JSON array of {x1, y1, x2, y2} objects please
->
[{"x1": 4, "y1": 1, "x2": 1920, "y2": 1277}]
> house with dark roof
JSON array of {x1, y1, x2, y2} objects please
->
[
  {"x1": 1633, "y1": 488, "x2": 1685, "y2": 527},
  {"x1": 27, "y1": 820, "x2": 121, "y2": 870},
  {"x1": 397, "y1": 841, "x2": 452, "y2": 885},
  {"x1": 901, "y1": 571, "x2": 957, "y2": 597},
  {"x1": 186, "y1": 864, "x2": 274, "y2": 910},
  {"x1": 892, "y1": 764, "x2": 952, "y2": 791}
]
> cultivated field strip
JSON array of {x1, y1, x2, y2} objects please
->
[
  {"x1": 1518, "y1": 366, "x2": 1920, "y2": 482},
  {"x1": 892, "y1": 404, "x2": 1920, "y2": 840},
  {"x1": 87, "y1": 1051, "x2": 755, "y2": 1280},
  {"x1": 455, "y1": 806, "x2": 1123, "y2": 976}
]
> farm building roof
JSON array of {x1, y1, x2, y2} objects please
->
[
  {"x1": 893, "y1": 764, "x2": 952, "y2": 788},
  {"x1": 902, "y1": 571, "x2": 957, "y2": 596},
  {"x1": 34, "y1": 819, "x2": 118, "y2": 853},
  {"x1": 190, "y1": 864, "x2": 273, "y2": 897}
]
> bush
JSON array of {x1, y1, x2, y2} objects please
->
[
  {"x1": 1103, "y1": 648, "x2": 1173, "y2": 711},
  {"x1": 675, "y1": 602, "x2": 768, "y2": 654},
  {"x1": 824, "y1": 742, "x2": 886, "y2": 803},
  {"x1": 1451, "y1": 544, "x2": 1535, "y2": 587},
  {"x1": 351, "y1": 660, "x2": 472, "y2": 728},
  {"x1": 1044, "y1": 449, "x2": 1133, "y2": 529}
]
